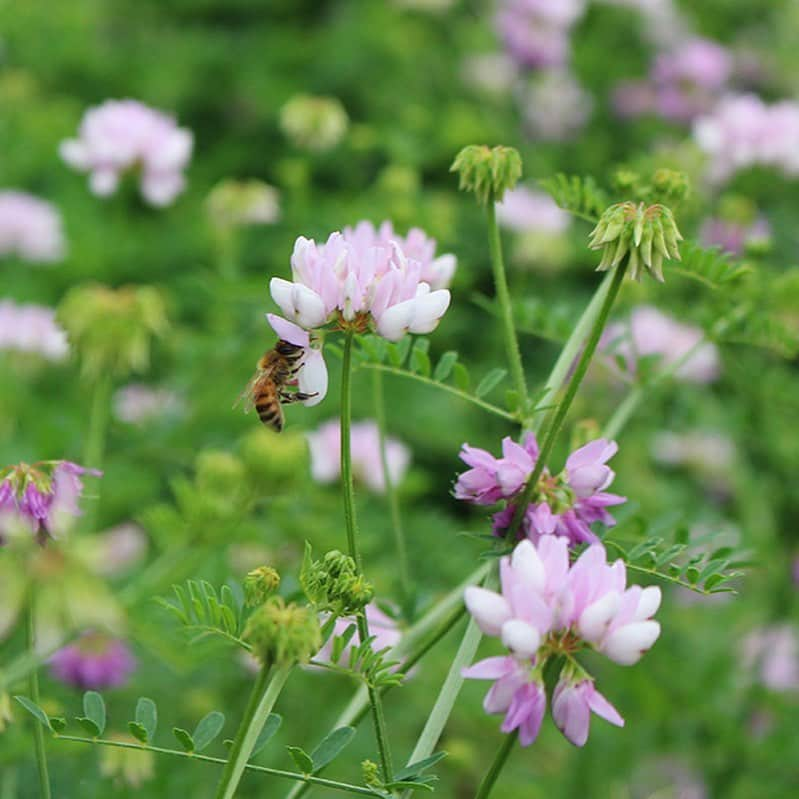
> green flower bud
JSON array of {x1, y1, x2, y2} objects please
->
[
  {"x1": 300, "y1": 544, "x2": 374, "y2": 615},
  {"x1": 280, "y1": 94, "x2": 349, "y2": 152},
  {"x1": 243, "y1": 597, "x2": 321, "y2": 667},
  {"x1": 450, "y1": 145, "x2": 522, "y2": 205},
  {"x1": 650, "y1": 168, "x2": 690, "y2": 206},
  {"x1": 206, "y1": 179, "x2": 280, "y2": 230},
  {"x1": 589, "y1": 202, "x2": 683, "y2": 282},
  {"x1": 239, "y1": 427, "x2": 307, "y2": 484},
  {"x1": 58, "y1": 284, "x2": 168, "y2": 379},
  {"x1": 244, "y1": 566, "x2": 281, "y2": 607},
  {"x1": 361, "y1": 759, "x2": 381, "y2": 787},
  {"x1": 194, "y1": 451, "x2": 247, "y2": 496}
]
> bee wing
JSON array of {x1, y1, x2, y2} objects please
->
[{"x1": 233, "y1": 373, "x2": 260, "y2": 414}]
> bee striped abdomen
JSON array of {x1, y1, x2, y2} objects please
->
[{"x1": 253, "y1": 382, "x2": 283, "y2": 431}]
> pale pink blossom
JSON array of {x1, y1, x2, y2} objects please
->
[
  {"x1": 603, "y1": 306, "x2": 720, "y2": 384},
  {"x1": 742, "y1": 625, "x2": 799, "y2": 692},
  {"x1": 463, "y1": 538, "x2": 660, "y2": 746},
  {"x1": 521, "y1": 70, "x2": 592, "y2": 140},
  {"x1": 113, "y1": 384, "x2": 181, "y2": 424},
  {"x1": 0, "y1": 301, "x2": 68, "y2": 360},
  {"x1": 266, "y1": 314, "x2": 328, "y2": 406},
  {"x1": 60, "y1": 99, "x2": 193, "y2": 206},
  {"x1": 306, "y1": 419, "x2": 411, "y2": 493},
  {"x1": 699, "y1": 216, "x2": 770, "y2": 256},
  {"x1": 496, "y1": 187, "x2": 570, "y2": 234},
  {"x1": 0, "y1": 191, "x2": 65, "y2": 263}
]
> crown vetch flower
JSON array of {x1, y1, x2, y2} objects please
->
[
  {"x1": 269, "y1": 225, "x2": 452, "y2": 341},
  {"x1": 463, "y1": 538, "x2": 661, "y2": 747},
  {"x1": 60, "y1": 99, "x2": 193, "y2": 206},
  {"x1": 0, "y1": 191, "x2": 66, "y2": 263},
  {"x1": 0, "y1": 301, "x2": 69, "y2": 361},
  {"x1": 0, "y1": 461, "x2": 101, "y2": 540},
  {"x1": 49, "y1": 632, "x2": 136, "y2": 690},
  {"x1": 454, "y1": 433, "x2": 625, "y2": 546}
]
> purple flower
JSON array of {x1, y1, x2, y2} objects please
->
[
  {"x1": 699, "y1": 216, "x2": 770, "y2": 256},
  {"x1": 652, "y1": 39, "x2": 732, "y2": 91},
  {"x1": 454, "y1": 434, "x2": 625, "y2": 546},
  {"x1": 0, "y1": 461, "x2": 101, "y2": 539},
  {"x1": 462, "y1": 538, "x2": 659, "y2": 746},
  {"x1": 50, "y1": 632, "x2": 136, "y2": 690},
  {"x1": 552, "y1": 677, "x2": 624, "y2": 747},
  {"x1": 0, "y1": 300, "x2": 69, "y2": 361},
  {"x1": 60, "y1": 99, "x2": 193, "y2": 206},
  {"x1": 306, "y1": 419, "x2": 411, "y2": 493},
  {"x1": 0, "y1": 191, "x2": 66, "y2": 263},
  {"x1": 602, "y1": 305, "x2": 720, "y2": 384}
]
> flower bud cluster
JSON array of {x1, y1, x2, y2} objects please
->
[
  {"x1": 301, "y1": 546, "x2": 374, "y2": 615},
  {"x1": 589, "y1": 201, "x2": 683, "y2": 282},
  {"x1": 463, "y1": 538, "x2": 661, "y2": 747},
  {"x1": 244, "y1": 566, "x2": 281, "y2": 607},
  {"x1": 243, "y1": 597, "x2": 321, "y2": 668},
  {"x1": 450, "y1": 145, "x2": 522, "y2": 205}
]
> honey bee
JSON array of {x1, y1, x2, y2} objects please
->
[{"x1": 236, "y1": 340, "x2": 316, "y2": 431}]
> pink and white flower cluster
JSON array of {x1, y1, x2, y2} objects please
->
[
  {"x1": 60, "y1": 100, "x2": 193, "y2": 206},
  {"x1": 463, "y1": 537, "x2": 661, "y2": 746},
  {"x1": 0, "y1": 460, "x2": 101, "y2": 541},
  {"x1": 694, "y1": 94, "x2": 799, "y2": 183},
  {"x1": 0, "y1": 191, "x2": 66, "y2": 263},
  {"x1": 0, "y1": 300, "x2": 69, "y2": 361},
  {"x1": 306, "y1": 419, "x2": 411, "y2": 494},
  {"x1": 497, "y1": 186, "x2": 571, "y2": 235},
  {"x1": 455, "y1": 434, "x2": 625, "y2": 546},
  {"x1": 602, "y1": 306, "x2": 720, "y2": 384}
]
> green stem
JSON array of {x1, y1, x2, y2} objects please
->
[
  {"x1": 214, "y1": 663, "x2": 292, "y2": 799},
  {"x1": 82, "y1": 373, "x2": 112, "y2": 532},
  {"x1": 486, "y1": 195, "x2": 527, "y2": 405},
  {"x1": 56, "y1": 736, "x2": 378, "y2": 796},
  {"x1": 340, "y1": 328, "x2": 393, "y2": 783},
  {"x1": 474, "y1": 730, "x2": 518, "y2": 799},
  {"x1": 26, "y1": 597, "x2": 51, "y2": 799},
  {"x1": 372, "y1": 368, "x2": 412, "y2": 614},
  {"x1": 507, "y1": 263, "x2": 627, "y2": 537}
]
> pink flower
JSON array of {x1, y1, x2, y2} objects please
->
[
  {"x1": 463, "y1": 538, "x2": 659, "y2": 746},
  {"x1": 496, "y1": 187, "x2": 570, "y2": 234},
  {"x1": 113, "y1": 384, "x2": 181, "y2": 424},
  {"x1": 269, "y1": 222, "x2": 453, "y2": 341},
  {"x1": 50, "y1": 632, "x2": 136, "y2": 690},
  {"x1": 306, "y1": 419, "x2": 411, "y2": 493},
  {"x1": 0, "y1": 300, "x2": 69, "y2": 361},
  {"x1": 652, "y1": 39, "x2": 732, "y2": 91},
  {"x1": 454, "y1": 434, "x2": 625, "y2": 546},
  {"x1": 0, "y1": 192, "x2": 65, "y2": 263},
  {"x1": 0, "y1": 460, "x2": 101, "y2": 540},
  {"x1": 60, "y1": 99, "x2": 193, "y2": 206},
  {"x1": 521, "y1": 70, "x2": 592, "y2": 140},
  {"x1": 699, "y1": 216, "x2": 770, "y2": 256},
  {"x1": 552, "y1": 677, "x2": 624, "y2": 746},
  {"x1": 603, "y1": 306, "x2": 720, "y2": 384},
  {"x1": 742, "y1": 625, "x2": 799, "y2": 692}
]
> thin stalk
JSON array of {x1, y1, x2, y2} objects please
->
[
  {"x1": 507, "y1": 263, "x2": 627, "y2": 537},
  {"x1": 82, "y1": 373, "x2": 112, "y2": 532},
  {"x1": 340, "y1": 328, "x2": 393, "y2": 783},
  {"x1": 372, "y1": 368, "x2": 412, "y2": 614},
  {"x1": 474, "y1": 730, "x2": 518, "y2": 799},
  {"x1": 56, "y1": 736, "x2": 378, "y2": 796},
  {"x1": 486, "y1": 196, "x2": 527, "y2": 404},
  {"x1": 214, "y1": 663, "x2": 292, "y2": 799},
  {"x1": 26, "y1": 597, "x2": 51, "y2": 799}
]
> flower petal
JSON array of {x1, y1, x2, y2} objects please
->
[
  {"x1": 464, "y1": 586, "x2": 511, "y2": 637},
  {"x1": 298, "y1": 349, "x2": 328, "y2": 407}
]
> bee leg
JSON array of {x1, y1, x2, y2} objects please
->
[{"x1": 279, "y1": 390, "x2": 318, "y2": 404}]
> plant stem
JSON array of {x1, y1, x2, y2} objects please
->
[
  {"x1": 474, "y1": 730, "x2": 518, "y2": 799},
  {"x1": 214, "y1": 662, "x2": 292, "y2": 799},
  {"x1": 82, "y1": 373, "x2": 112, "y2": 532},
  {"x1": 507, "y1": 263, "x2": 627, "y2": 537},
  {"x1": 340, "y1": 328, "x2": 394, "y2": 783},
  {"x1": 372, "y1": 368, "x2": 412, "y2": 614},
  {"x1": 56, "y1": 736, "x2": 378, "y2": 796},
  {"x1": 26, "y1": 596, "x2": 51, "y2": 799},
  {"x1": 486, "y1": 195, "x2": 528, "y2": 406}
]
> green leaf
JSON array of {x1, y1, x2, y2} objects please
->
[
  {"x1": 14, "y1": 696, "x2": 52, "y2": 731},
  {"x1": 50, "y1": 717, "x2": 67, "y2": 734},
  {"x1": 193, "y1": 711, "x2": 225, "y2": 752},
  {"x1": 475, "y1": 368, "x2": 507, "y2": 398},
  {"x1": 433, "y1": 351, "x2": 458, "y2": 382},
  {"x1": 76, "y1": 717, "x2": 101, "y2": 737},
  {"x1": 83, "y1": 691, "x2": 106, "y2": 736},
  {"x1": 310, "y1": 726, "x2": 356, "y2": 772},
  {"x1": 411, "y1": 346, "x2": 432, "y2": 377},
  {"x1": 128, "y1": 721, "x2": 149, "y2": 744},
  {"x1": 539, "y1": 173, "x2": 607, "y2": 222},
  {"x1": 135, "y1": 697, "x2": 157, "y2": 743},
  {"x1": 674, "y1": 241, "x2": 752, "y2": 289},
  {"x1": 394, "y1": 752, "x2": 448, "y2": 781},
  {"x1": 250, "y1": 713, "x2": 282, "y2": 758},
  {"x1": 452, "y1": 362, "x2": 470, "y2": 390},
  {"x1": 388, "y1": 337, "x2": 411, "y2": 367},
  {"x1": 173, "y1": 727, "x2": 195, "y2": 752},
  {"x1": 287, "y1": 746, "x2": 314, "y2": 774}
]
